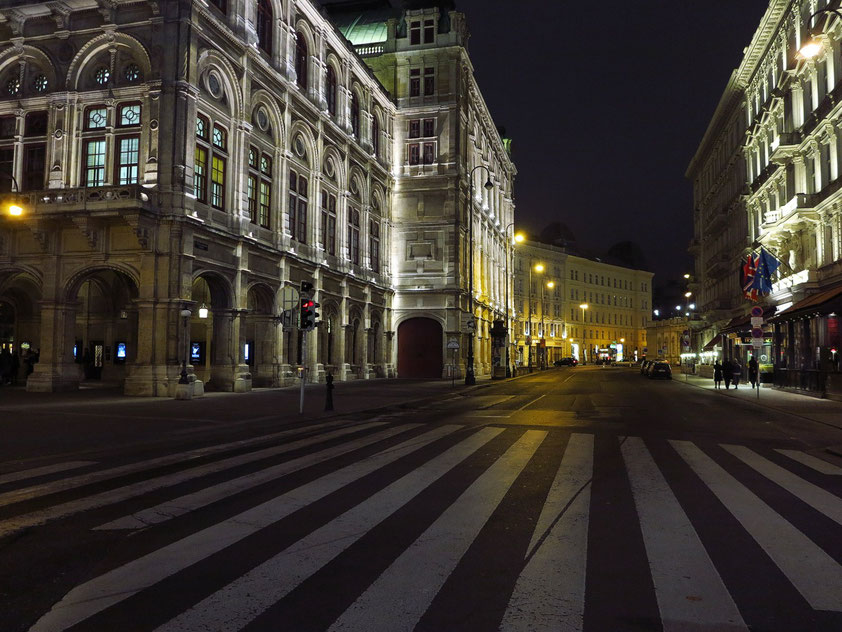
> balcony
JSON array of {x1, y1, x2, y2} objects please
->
[
  {"x1": 704, "y1": 253, "x2": 729, "y2": 279},
  {"x1": 769, "y1": 132, "x2": 800, "y2": 164},
  {"x1": 21, "y1": 185, "x2": 157, "y2": 216}
]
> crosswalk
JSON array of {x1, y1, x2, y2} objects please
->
[{"x1": 1, "y1": 420, "x2": 841, "y2": 632}]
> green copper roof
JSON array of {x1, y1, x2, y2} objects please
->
[{"x1": 331, "y1": 7, "x2": 396, "y2": 45}]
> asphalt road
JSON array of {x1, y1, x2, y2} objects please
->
[{"x1": 2, "y1": 367, "x2": 842, "y2": 631}]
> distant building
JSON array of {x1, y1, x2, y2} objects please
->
[
  {"x1": 0, "y1": 0, "x2": 513, "y2": 394},
  {"x1": 688, "y1": 0, "x2": 842, "y2": 397},
  {"x1": 513, "y1": 239, "x2": 653, "y2": 368}
]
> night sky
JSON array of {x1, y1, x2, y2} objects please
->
[{"x1": 455, "y1": 0, "x2": 770, "y2": 282}]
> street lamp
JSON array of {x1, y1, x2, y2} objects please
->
[
  {"x1": 541, "y1": 280, "x2": 554, "y2": 369},
  {"x1": 2, "y1": 174, "x2": 24, "y2": 217},
  {"x1": 504, "y1": 227, "x2": 524, "y2": 378},
  {"x1": 580, "y1": 303, "x2": 588, "y2": 364},
  {"x1": 528, "y1": 262, "x2": 545, "y2": 372},
  {"x1": 465, "y1": 165, "x2": 494, "y2": 386},
  {"x1": 799, "y1": 9, "x2": 842, "y2": 59}
]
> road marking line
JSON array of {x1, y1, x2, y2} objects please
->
[
  {"x1": 0, "y1": 422, "x2": 394, "y2": 538},
  {"x1": 0, "y1": 419, "x2": 367, "y2": 508},
  {"x1": 95, "y1": 423, "x2": 421, "y2": 530},
  {"x1": 28, "y1": 425, "x2": 464, "y2": 632},
  {"x1": 327, "y1": 430, "x2": 547, "y2": 632},
  {"x1": 154, "y1": 427, "x2": 505, "y2": 632},
  {"x1": 625, "y1": 438, "x2": 746, "y2": 631},
  {"x1": 775, "y1": 449, "x2": 842, "y2": 475},
  {"x1": 500, "y1": 433, "x2": 593, "y2": 632},
  {"x1": 723, "y1": 445, "x2": 842, "y2": 526},
  {"x1": 0, "y1": 462, "x2": 97, "y2": 486},
  {"x1": 517, "y1": 393, "x2": 547, "y2": 411},
  {"x1": 671, "y1": 440, "x2": 842, "y2": 611}
]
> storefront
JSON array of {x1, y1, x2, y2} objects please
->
[{"x1": 769, "y1": 286, "x2": 842, "y2": 400}]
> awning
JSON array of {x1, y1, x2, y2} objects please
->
[
  {"x1": 769, "y1": 284, "x2": 842, "y2": 322},
  {"x1": 702, "y1": 334, "x2": 721, "y2": 351},
  {"x1": 720, "y1": 305, "x2": 777, "y2": 334}
]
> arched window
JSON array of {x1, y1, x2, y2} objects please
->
[
  {"x1": 350, "y1": 92, "x2": 360, "y2": 138},
  {"x1": 326, "y1": 65, "x2": 337, "y2": 116},
  {"x1": 288, "y1": 167, "x2": 308, "y2": 243},
  {"x1": 257, "y1": 0, "x2": 273, "y2": 55},
  {"x1": 295, "y1": 33, "x2": 308, "y2": 90},
  {"x1": 372, "y1": 113, "x2": 380, "y2": 158}
]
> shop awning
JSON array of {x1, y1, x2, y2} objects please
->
[
  {"x1": 769, "y1": 284, "x2": 842, "y2": 322},
  {"x1": 702, "y1": 334, "x2": 721, "y2": 351}
]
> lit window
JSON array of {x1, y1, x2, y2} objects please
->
[
  {"x1": 94, "y1": 66, "x2": 110, "y2": 85},
  {"x1": 116, "y1": 137, "x2": 139, "y2": 184},
  {"x1": 87, "y1": 107, "x2": 107, "y2": 130},
  {"x1": 83, "y1": 139, "x2": 106, "y2": 187},
  {"x1": 124, "y1": 64, "x2": 142, "y2": 82},
  {"x1": 33, "y1": 74, "x2": 48, "y2": 92},
  {"x1": 6, "y1": 78, "x2": 20, "y2": 95},
  {"x1": 118, "y1": 103, "x2": 141, "y2": 127}
]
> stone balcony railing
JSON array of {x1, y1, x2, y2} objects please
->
[{"x1": 8, "y1": 184, "x2": 158, "y2": 216}]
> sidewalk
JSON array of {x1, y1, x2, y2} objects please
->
[{"x1": 676, "y1": 372, "x2": 842, "y2": 432}]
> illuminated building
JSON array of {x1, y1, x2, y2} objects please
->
[
  {"x1": 689, "y1": 0, "x2": 842, "y2": 395},
  {"x1": 0, "y1": 0, "x2": 511, "y2": 393},
  {"x1": 512, "y1": 239, "x2": 652, "y2": 368}
]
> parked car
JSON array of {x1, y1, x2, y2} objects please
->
[
  {"x1": 554, "y1": 357, "x2": 578, "y2": 366},
  {"x1": 647, "y1": 361, "x2": 672, "y2": 379}
]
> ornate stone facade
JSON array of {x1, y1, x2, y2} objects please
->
[{"x1": 0, "y1": 0, "x2": 512, "y2": 394}]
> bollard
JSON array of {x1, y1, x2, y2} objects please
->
[{"x1": 325, "y1": 372, "x2": 334, "y2": 411}]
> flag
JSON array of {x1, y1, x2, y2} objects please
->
[
  {"x1": 742, "y1": 254, "x2": 758, "y2": 301},
  {"x1": 753, "y1": 247, "x2": 781, "y2": 295}
]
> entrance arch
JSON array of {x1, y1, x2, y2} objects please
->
[{"x1": 397, "y1": 317, "x2": 443, "y2": 378}]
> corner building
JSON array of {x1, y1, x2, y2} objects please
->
[
  {"x1": 0, "y1": 0, "x2": 513, "y2": 394},
  {"x1": 689, "y1": 0, "x2": 842, "y2": 397}
]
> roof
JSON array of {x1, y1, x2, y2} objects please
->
[
  {"x1": 327, "y1": 4, "x2": 397, "y2": 45},
  {"x1": 702, "y1": 335, "x2": 721, "y2": 351},
  {"x1": 770, "y1": 285, "x2": 842, "y2": 322}
]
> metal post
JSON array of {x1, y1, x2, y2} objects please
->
[
  {"x1": 504, "y1": 227, "x2": 511, "y2": 378},
  {"x1": 465, "y1": 172, "x2": 476, "y2": 386},
  {"x1": 299, "y1": 331, "x2": 307, "y2": 414},
  {"x1": 527, "y1": 264, "x2": 533, "y2": 373},
  {"x1": 179, "y1": 310, "x2": 191, "y2": 385},
  {"x1": 540, "y1": 282, "x2": 545, "y2": 370}
]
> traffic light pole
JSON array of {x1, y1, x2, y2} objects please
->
[{"x1": 299, "y1": 332, "x2": 307, "y2": 414}]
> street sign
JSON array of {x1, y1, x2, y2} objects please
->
[
  {"x1": 751, "y1": 327, "x2": 764, "y2": 338},
  {"x1": 280, "y1": 285, "x2": 300, "y2": 312},
  {"x1": 751, "y1": 306, "x2": 763, "y2": 317},
  {"x1": 751, "y1": 316, "x2": 764, "y2": 327},
  {"x1": 447, "y1": 338, "x2": 460, "y2": 350}
]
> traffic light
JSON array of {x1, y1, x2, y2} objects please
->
[
  {"x1": 299, "y1": 298, "x2": 320, "y2": 331},
  {"x1": 300, "y1": 280, "x2": 313, "y2": 297}
]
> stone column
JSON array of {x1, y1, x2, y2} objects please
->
[
  {"x1": 27, "y1": 301, "x2": 82, "y2": 392},
  {"x1": 123, "y1": 299, "x2": 184, "y2": 397}
]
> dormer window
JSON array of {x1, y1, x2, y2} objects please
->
[
  {"x1": 424, "y1": 19, "x2": 435, "y2": 43},
  {"x1": 410, "y1": 21, "x2": 421, "y2": 45}
]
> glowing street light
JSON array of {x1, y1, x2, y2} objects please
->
[
  {"x1": 799, "y1": 8, "x2": 842, "y2": 59},
  {"x1": 580, "y1": 303, "x2": 588, "y2": 364}
]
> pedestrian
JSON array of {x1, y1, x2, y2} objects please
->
[
  {"x1": 748, "y1": 356, "x2": 759, "y2": 389},
  {"x1": 732, "y1": 359, "x2": 742, "y2": 389},
  {"x1": 0, "y1": 347, "x2": 10, "y2": 386},
  {"x1": 722, "y1": 359, "x2": 733, "y2": 390},
  {"x1": 713, "y1": 360, "x2": 723, "y2": 389}
]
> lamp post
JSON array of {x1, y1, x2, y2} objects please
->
[
  {"x1": 504, "y1": 226, "x2": 523, "y2": 378},
  {"x1": 179, "y1": 308, "x2": 192, "y2": 385},
  {"x1": 580, "y1": 303, "x2": 588, "y2": 364},
  {"x1": 542, "y1": 280, "x2": 554, "y2": 369},
  {"x1": 799, "y1": 9, "x2": 842, "y2": 59},
  {"x1": 465, "y1": 165, "x2": 494, "y2": 386},
  {"x1": 528, "y1": 262, "x2": 544, "y2": 372}
]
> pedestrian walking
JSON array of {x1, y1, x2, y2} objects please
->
[
  {"x1": 722, "y1": 359, "x2": 733, "y2": 390},
  {"x1": 713, "y1": 360, "x2": 723, "y2": 389},
  {"x1": 732, "y1": 359, "x2": 742, "y2": 389},
  {"x1": 748, "y1": 357, "x2": 759, "y2": 389},
  {"x1": 10, "y1": 350, "x2": 19, "y2": 386}
]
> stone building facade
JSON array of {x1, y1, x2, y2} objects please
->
[
  {"x1": 512, "y1": 239, "x2": 652, "y2": 368},
  {"x1": 688, "y1": 0, "x2": 842, "y2": 396},
  {"x1": 0, "y1": 0, "x2": 513, "y2": 394}
]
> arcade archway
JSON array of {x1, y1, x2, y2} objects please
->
[{"x1": 397, "y1": 317, "x2": 443, "y2": 378}]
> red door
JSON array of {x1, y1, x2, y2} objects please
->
[{"x1": 397, "y1": 318, "x2": 443, "y2": 378}]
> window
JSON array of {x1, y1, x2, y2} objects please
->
[
  {"x1": 0, "y1": 116, "x2": 15, "y2": 139},
  {"x1": 194, "y1": 115, "x2": 227, "y2": 208},
  {"x1": 423, "y1": 118, "x2": 435, "y2": 137},
  {"x1": 351, "y1": 92, "x2": 360, "y2": 138},
  {"x1": 256, "y1": 0, "x2": 273, "y2": 55},
  {"x1": 116, "y1": 137, "x2": 139, "y2": 184},
  {"x1": 423, "y1": 142, "x2": 435, "y2": 164},
  {"x1": 83, "y1": 139, "x2": 106, "y2": 187},
  {"x1": 295, "y1": 34, "x2": 308, "y2": 90},
  {"x1": 0, "y1": 146, "x2": 13, "y2": 192},
  {"x1": 289, "y1": 169, "x2": 308, "y2": 243},
  {"x1": 247, "y1": 173, "x2": 257, "y2": 224},
  {"x1": 348, "y1": 207, "x2": 360, "y2": 264},
  {"x1": 326, "y1": 66, "x2": 337, "y2": 116},
  {"x1": 258, "y1": 155, "x2": 271, "y2": 228},
  {"x1": 209, "y1": 125, "x2": 227, "y2": 209},
  {"x1": 209, "y1": 0, "x2": 226, "y2": 12},
  {"x1": 409, "y1": 143, "x2": 420, "y2": 165},
  {"x1": 424, "y1": 67, "x2": 435, "y2": 96},
  {"x1": 86, "y1": 106, "x2": 107, "y2": 130},
  {"x1": 409, "y1": 119, "x2": 420, "y2": 138},
  {"x1": 423, "y1": 19, "x2": 435, "y2": 43},
  {"x1": 247, "y1": 146, "x2": 272, "y2": 228},
  {"x1": 118, "y1": 103, "x2": 141, "y2": 127},
  {"x1": 25, "y1": 111, "x2": 48, "y2": 137},
  {"x1": 320, "y1": 190, "x2": 337, "y2": 255},
  {"x1": 409, "y1": 69, "x2": 420, "y2": 97},
  {"x1": 372, "y1": 115, "x2": 380, "y2": 158},
  {"x1": 410, "y1": 21, "x2": 421, "y2": 45},
  {"x1": 369, "y1": 219, "x2": 380, "y2": 272},
  {"x1": 195, "y1": 146, "x2": 208, "y2": 202}
]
